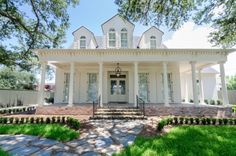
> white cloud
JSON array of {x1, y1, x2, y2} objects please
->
[{"x1": 164, "y1": 22, "x2": 236, "y2": 76}]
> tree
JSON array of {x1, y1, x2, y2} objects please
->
[
  {"x1": 0, "y1": 0, "x2": 79, "y2": 70},
  {"x1": 0, "y1": 67, "x2": 37, "y2": 90},
  {"x1": 115, "y1": 0, "x2": 236, "y2": 48},
  {"x1": 227, "y1": 75, "x2": 236, "y2": 90}
]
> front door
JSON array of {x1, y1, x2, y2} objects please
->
[{"x1": 109, "y1": 75, "x2": 128, "y2": 103}]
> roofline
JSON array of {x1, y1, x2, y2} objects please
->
[
  {"x1": 137, "y1": 26, "x2": 164, "y2": 46},
  {"x1": 101, "y1": 14, "x2": 135, "y2": 34},
  {"x1": 72, "y1": 26, "x2": 98, "y2": 47}
]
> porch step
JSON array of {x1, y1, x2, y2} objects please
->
[{"x1": 90, "y1": 108, "x2": 146, "y2": 120}]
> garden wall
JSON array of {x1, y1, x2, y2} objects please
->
[
  {"x1": 218, "y1": 90, "x2": 236, "y2": 104},
  {"x1": 0, "y1": 89, "x2": 39, "y2": 106},
  {"x1": 145, "y1": 105, "x2": 233, "y2": 117}
]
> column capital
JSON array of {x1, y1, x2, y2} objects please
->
[
  {"x1": 190, "y1": 61, "x2": 196, "y2": 65},
  {"x1": 218, "y1": 61, "x2": 226, "y2": 64},
  {"x1": 133, "y1": 61, "x2": 138, "y2": 65},
  {"x1": 98, "y1": 62, "x2": 103, "y2": 65},
  {"x1": 162, "y1": 61, "x2": 168, "y2": 65}
]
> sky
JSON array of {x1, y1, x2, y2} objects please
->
[{"x1": 61, "y1": 0, "x2": 236, "y2": 76}]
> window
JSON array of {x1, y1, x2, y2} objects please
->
[
  {"x1": 87, "y1": 73, "x2": 97, "y2": 102},
  {"x1": 121, "y1": 28, "x2": 128, "y2": 48},
  {"x1": 80, "y1": 36, "x2": 86, "y2": 49},
  {"x1": 109, "y1": 28, "x2": 116, "y2": 48},
  {"x1": 138, "y1": 73, "x2": 149, "y2": 102},
  {"x1": 150, "y1": 36, "x2": 156, "y2": 49},
  {"x1": 63, "y1": 73, "x2": 70, "y2": 102}
]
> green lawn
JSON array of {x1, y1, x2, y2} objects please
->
[
  {"x1": 0, "y1": 124, "x2": 79, "y2": 142},
  {"x1": 114, "y1": 126, "x2": 236, "y2": 156},
  {"x1": 0, "y1": 148, "x2": 9, "y2": 156}
]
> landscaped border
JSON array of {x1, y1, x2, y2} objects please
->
[
  {"x1": 0, "y1": 116, "x2": 80, "y2": 130},
  {"x1": 157, "y1": 117, "x2": 236, "y2": 131}
]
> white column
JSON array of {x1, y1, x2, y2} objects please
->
[
  {"x1": 185, "y1": 75, "x2": 189, "y2": 103},
  {"x1": 98, "y1": 62, "x2": 103, "y2": 107},
  {"x1": 68, "y1": 62, "x2": 75, "y2": 106},
  {"x1": 198, "y1": 69, "x2": 205, "y2": 104},
  {"x1": 134, "y1": 62, "x2": 138, "y2": 107},
  {"x1": 39, "y1": 61, "x2": 46, "y2": 106},
  {"x1": 163, "y1": 62, "x2": 169, "y2": 105},
  {"x1": 190, "y1": 61, "x2": 199, "y2": 105},
  {"x1": 219, "y1": 62, "x2": 229, "y2": 105}
]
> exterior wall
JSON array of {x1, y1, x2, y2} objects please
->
[
  {"x1": 72, "y1": 27, "x2": 97, "y2": 49},
  {"x1": 180, "y1": 72, "x2": 218, "y2": 102},
  {"x1": 0, "y1": 89, "x2": 39, "y2": 106},
  {"x1": 54, "y1": 63, "x2": 182, "y2": 104},
  {"x1": 102, "y1": 15, "x2": 134, "y2": 49},
  {"x1": 218, "y1": 90, "x2": 236, "y2": 104},
  {"x1": 139, "y1": 27, "x2": 163, "y2": 49}
]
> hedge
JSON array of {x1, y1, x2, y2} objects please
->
[
  {"x1": 0, "y1": 116, "x2": 80, "y2": 130},
  {"x1": 157, "y1": 117, "x2": 236, "y2": 132},
  {"x1": 0, "y1": 106, "x2": 36, "y2": 115}
]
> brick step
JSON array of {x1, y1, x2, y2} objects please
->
[
  {"x1": 95, "y1": 111, "x2": 143, "y2": 115},
  {"x1": 96, "y1": 108, "x2": 141, "y2": 112},
  {"x1": 90, "y1": 115, "x2": 147, "y2": 120}
]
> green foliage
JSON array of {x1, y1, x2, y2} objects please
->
[
  {"x1": 67, "y1": 117, "x2": 80, "y2": 130},
  {"x1": 0, "y1": 124, "x2": 79, "y2": 142},
  {"x1": 115, "y1": 126, "x2": 236, "y2": 156},
  {"x1": 115, "y1": 0, "x2": 236, "y2": 47},
  {"x1": 0, "y1": 67, "x2": 37, "y2": 90},
  {"x1": 0, "y1": 148, "x2": 9, "y2": 156},
  {"x1": 0, "y1": 0, "x2": 79, "y2": 69},
  {"x1": 227, "y1": 75, "x2": 236, "y2": 90},
  {"x1": 157, "y1": 118, "x2": 168, "y2": 131}
]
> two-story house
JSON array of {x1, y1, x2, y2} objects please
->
[{"x1": 35, "y1": 14, "x2": 234, "y2": 107}]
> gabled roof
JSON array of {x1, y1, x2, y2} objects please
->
[
  {"x1": 138, "y1": 26, "x2": 164, "y2": 46},
  {"x1": 72, "y1": 26, "x2": 98, "y2": 47},
  {"x1": 101, "y1": 14, "x2": 135, "y2": 33}
]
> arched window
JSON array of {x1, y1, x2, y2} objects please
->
[
  {"x1": 109, "y1": 28, "x2": 116, "y2": 48},
  {"x1": 121, "y1": 28, "x2": 128, "y2": 48},
  {"x1": 80, "y1": 36, "x2": 86, "y2": 49},
  {"x1": 150, "y1": 36, "x2": 156, "y2": 49}
]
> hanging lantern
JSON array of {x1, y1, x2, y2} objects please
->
[{"x1": 115, "y1": 63, "x2": 121, "y2": 77}]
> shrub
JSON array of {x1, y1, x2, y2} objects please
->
[
  {"x1": 185, "y1": 118, "x2": 189, "y2": 124},
  {"x1": 35, "y1": 118, "x2": 40, "y2": 124},
  {"x1": 20, "y1": 118, "x2": 24, "y2": 124},
  {"x1": 15, "y1": 117, "x2": 19, "y2": 124},
  {"x1": 211, "y1": 118, "x2": 217, "y2": 125},
  {"x1": 210, "y1": 100, "x2": 215, "y2": 105},
  {"x1": 46, "y1": 117, "x2": 51, "y2": 124},
  {"x1": 57, "y1": 116, "x2": 61, "y2": 123},
  {"x1": 62, "y1": 117, "x2": 66, "y2": 124},
  {"x1": 190, "y1": 118, "x2": 194, "y2": 124},
  {"x1": 189, "y1": 99, "x2": 194, "y2": 103},
  {"x1": 195, "y1": 118, "x2": 200, "y2": 125},
  {"x1": 204, "y1": 99, "x2": 209, "y2": 104},
  {"x1": 157, "y1": 119, "x2": 167, "y2": 131},
  {"x1": 67, "y1": 117, "x2": 80, "y2": 130},
  {"x1": 179, "y1": 117, "x2": 184, "y2": 124},
  {"x1": 229, "y1": 119, "x2": 233, "y2": 125},
  {"x1": 30, "y1": 117, "x2": 34, "y2": 124},
  {"x1": 9, "y1": 117, "x2": 14, "y2": 124},
  {"x1": 217, "y1": 100, "x2": 223, "y2": 105},
  {"x1": 223, "y1": 118, "x2": 228, "y2": 125},
  {"x1": 25, "y1": 117, "x2": 29, "y2": 123},
  {"x1": 201, "y1": 118, "x2": 207, "y2": 125},
  {"x1": 52, "y1": 117, "x2": 56, "y2": 123},
  {"x1": 173, "y1": 117, "x2": 178, "y2": 125},
  {"x1": 23, "y1": 108, "x2": 26, "y2": 112},
  {"x1": 40, "y1": 117, "x2": 44, "y2": 124},
  {"x1": 218, "y1": 119, "x2": 223, "y2": 125},
  {"x1": 206, "y1": 118, "x2": 211, "y2": 125}
]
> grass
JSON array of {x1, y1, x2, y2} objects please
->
[
  {"x1": 0, "y1": 124, "x2": 79, "y2": 142},
  {"x1": 0, "y1": 148, "x2": 9, "y2": 156},
  {"x1": 114, "y1": 126, "x2": 236, "y2": 156}
]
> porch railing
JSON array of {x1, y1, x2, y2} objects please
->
[
  {"x1": 92, "y1": 95, "x2": 101, "y2": 118},
  {"x1": 136, "y1": 95, "x2": 145, "y2": 116}
]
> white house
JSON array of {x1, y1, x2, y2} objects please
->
[{"x1": 35, "y1": 14, "x2": 235, "y2": 107}]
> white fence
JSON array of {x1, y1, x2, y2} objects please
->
[
  {"x1": 218, "y1": 90, "x2": 236, "y2": 104},
  {"x1": 0, "y1": 89, "x2": 39, "y2": 107}
]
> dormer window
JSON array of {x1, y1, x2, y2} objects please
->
[
  {"x1": 80, "y1": 36, "x2": 86, "y2": 49},
  {"x1": 109, "y1": 28, "x2": 116, "y2": 48},
  {"x1": 121, "y1": 28, "x2": 128, "y2": 48},
  {"x1": 150, "y1": 36, "x2": 156, "y2": 49}
]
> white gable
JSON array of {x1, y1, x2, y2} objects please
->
[
  {"x1": 138, "y1": 26, "x2": 164, "y2": 49},
  {"x1": 72, "y1": 26, "x2": 97, "y2": 49}
]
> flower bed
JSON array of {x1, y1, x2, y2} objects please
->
[
  {"x1": 0, "y1": 116, "x2": 80, "y2": 130},
  {"x1": 157, "y1": 117, "x2": 236, "y2": 131}
]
